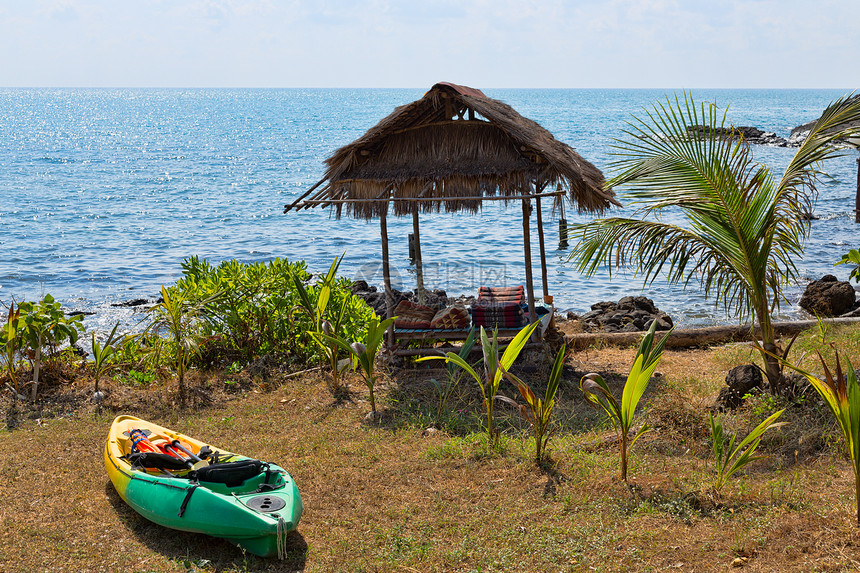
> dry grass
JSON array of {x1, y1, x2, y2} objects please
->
[{"x1": 3, "y1": 327, "x2": 860, "y2": 572}]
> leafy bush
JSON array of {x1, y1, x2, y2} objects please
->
[
  {"x1": 176, "y1": 256, "x2": 302, "y2": 360},
  {"x1": 173, "y1": 256, "x2": 373, "y2": 367},
  {"x1": 1, "y1": 296, "x2": 84, "y2": 400}
]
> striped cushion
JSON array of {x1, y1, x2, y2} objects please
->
[
  {"x1": 477, "y1": 285, "x2": 524, "y2": 304},
  {"x1": 394, "y1": 300, "x2": 436, "y2": 329}
]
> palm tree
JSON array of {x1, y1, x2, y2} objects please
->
[{"x1": 571, "y1": 93, "x2": 860, "y2": 394}]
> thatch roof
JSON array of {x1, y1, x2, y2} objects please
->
[{"x1": 285, "y1": 82, "x2": 619, "y2": 219}]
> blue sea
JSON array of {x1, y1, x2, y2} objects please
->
[{"x1": 1, "y1": 88, "x2": 858, "y2": 335}]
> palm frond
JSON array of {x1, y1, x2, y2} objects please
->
[
  {"x1": 571, "y1": 92, "x2": 817, "y2": 328},
  {"x1": 779, "y1": 93, "x2": 860, "y2": 195}
]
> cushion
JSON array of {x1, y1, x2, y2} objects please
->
[
  {"x1": 471, "y1": 302, "x2": 527, "y2": 329},
  {"x1": 477, "y1": 285, "x2": 524, "y2": 304},
  {"x1": 394, "y1": 300, "x2": 436, "y2": 329},
  {"x1": 430, "y1": 306, "x2": 470, "y2": 329}
]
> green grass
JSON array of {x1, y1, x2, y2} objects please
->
[{"x1": 4, "y1": 325, "x2": 860, "y2": 571}]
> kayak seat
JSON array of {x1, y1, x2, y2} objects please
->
[
  {"x1": 191, "y1": 460, "x2": 266, "y2": 487},
  {"x1": 126, "y1": 451, "x2": 192, "y2": 472}
]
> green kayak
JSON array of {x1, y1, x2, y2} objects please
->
[{"x1": 105, "y1": 415, "x2": 303, "y2": 558}]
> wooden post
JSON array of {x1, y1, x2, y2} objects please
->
[
  {"x1": 380, "y1": 208, "x2": 395, "y2": 346},
  {"x1": 855, "y1": 155, "x2": 860, "y2": 224},
  {"x1": 412, "y1": 210, "x2": 426, "y2": 304},
  {"x1": 521, "y1": 198, "x2": 538, "y2": 339},
  {"x1": 535, "y1": 193, "x2": 549, "y2": 300}
]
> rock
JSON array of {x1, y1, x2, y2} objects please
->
[
  {"x1": 350, "y1": 279, "x2": 375, "y2": 294},
  {"x1": 688, "y1": 125, "x2": 788, "y2": 147},
  {"x1": 799, "y1": 274, "x2": 856, "y2": 317},
  {"x1": 618, "y1": 296, "x2": 658, "y2": 314},
  {"x1": 69, "y1": 343, "x2": 88, "y2": 358},
  {"x1": 421, "y1": 289, "x2": 448, "y2": 308},
  {"x1": 578, "y1": 296, "x2": 672, "y2": 334},
  {"x1": 788, "y1": 125, "x2": 810, "y2": 147},
  {"x1": 790, "y1": 95, "x2": 860, "y2": 148},
  {"x1": 715, "y1": 365, "x2": 763, "y2": 410},
  {"x1": 110, "y1": 298, "x2": 150, "y2": 307},
  {"x1": 580, "y1": 309, "x2": 604, "y2": 321},
  {"x1": 644, "y1": 316, "x2": 673, "y2": 331}
]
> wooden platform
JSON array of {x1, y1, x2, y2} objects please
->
[
  {"x1": 394, "y1": 325, "x2": 527, "y2": 340},
  {"x1": 391, "y1": 305, "x2": 554, "y2": 356}
]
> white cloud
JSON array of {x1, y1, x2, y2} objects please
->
[{"x1": 0, "y1": 0, "x2": 858, "y2": 87}]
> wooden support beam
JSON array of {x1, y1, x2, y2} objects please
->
[
  {"x1": 283, "y1": 178, "x2": 326, "y2": 213},
  {"x1": 521, "y1": 198, "x2": 539, "y2": 341},
  {"x1": 412, "y1": 210, "x2": 426, "y2": 305},
  {"x1": 380, "y1": 208, "x2": 395, "y2": 347},
  {"x1": 535, "y1": 190, "x2": 549, "y2": 301}
]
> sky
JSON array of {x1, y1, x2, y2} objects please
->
[{"x1": 1, "y1": 0, "x2": 858, "y2": 89}]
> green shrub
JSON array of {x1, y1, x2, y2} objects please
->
[
  {"x1": 1, "y1": 295, "x2": 84, "y2": 400},
  {"x1": 173, "y1": 256, "x2": 373, "y2": 367}
]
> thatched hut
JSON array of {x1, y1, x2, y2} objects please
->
[{"x1": 285, "y1": 82, "x2": 619, "y2": 341}]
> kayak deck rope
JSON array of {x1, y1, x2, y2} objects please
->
[
  {"x1": 230, "y1": 491, "x2": 290, "y2": 559},
  {"x1": 277, "y1": 516, "x2": 287, "y2": 560}
]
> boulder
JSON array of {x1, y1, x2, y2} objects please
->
[
  {"x1": 350, "y1": 280, "x2": 376, "y2": 294},
  {"x1": 580, "y1": 296, "x2": 673, "y2": 333},
  {"x1": 799, "y1": 274, "x2": 856, "y2": 317},
  {"x1": 788, "y1": 124, "x2": 812, "y2": 147},
  {"x1": 790, "y1": 95, "x2": 860, "y2": 148},
  {"x1": 110, "y1": 298, "x2": 150, "y2": 307},
  {"x1": 618, "y1": 295, "x2": 658, "y2": 314},
  {"x1": 687, "y1": 125, "x2": 788, "y2": 147},
  {"x1": 715, "y1": 364, "x2": 763, "y2": 411}
]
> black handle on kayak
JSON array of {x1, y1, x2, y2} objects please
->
[
  {"x1": 172, "y1": 440, "x2": 203, "y2": 463},
  {"x1": 163, "y1": 444, "x2": 194, "y2": 469}
]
